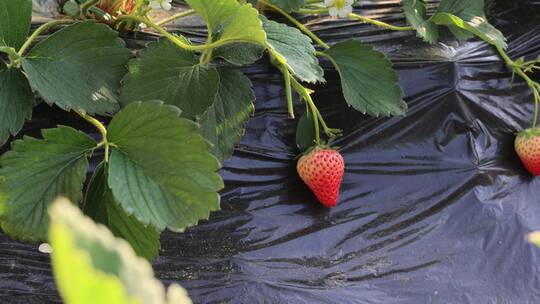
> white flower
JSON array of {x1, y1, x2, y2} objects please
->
[
  {"x1": 324, "y1": 0, "x2": 354, "y2": 18},
  {"x1": 150, "y1": 0, "x2": 172, "y2": 11},
  {"x1": 38, "y1": 243, "x2": 53, "y2": 254}
]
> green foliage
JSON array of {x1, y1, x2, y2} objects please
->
[
  {"x1": 213, "y1": 43, "x2": 265, "y2": 66},
  {"x1": 431, "y1": 13, "x2": 507, "y2": 50},
  {"x1": 401, "y1": 0, "x2": 438, "y2": 44},
  {"x1": 200, "y1": 69, "x2": 255, "y2": 162},
  {"x1": 262, "y1": 16, "x2": 324, "y2": 84},
  {"x1": 437, "y1": 0, "x2": 484, "y2": 16},
  {"x1": 323, "y1": 40, "x2": 407, "y2": 117},
  {"x1": 401, "y1": 0, "x2": 507, "y2": 49},
  {"x1": 0, "y1": 126, "x2": 96, "y2": 241},
  {"x1": 84, "y1": 163, "x2": 161, "y2": 261},
  {"x1": 267, "y1": 0, "x2": 306, "y2": 12},
  {"x1": 121, "y1": 38, "x2": 219, "y2": 119},
  {"x1": 107, "y1": 101, "x2": 224, "y2": 232},
  {"x1": 185, "y1": 0, "x2": 266, "y2": 46},
  {"x1": 436, "y1": 0, "x2": 484, "y2": 41},
  {"x1": 0, "y1": 0, "x2": 517, "y2": 269},
  {"x1": 0, "y1": 0, "x2": 32, "y2": 49},
  {"x1": 248, "y1": 0, "x2": 306, "y2": 13},
  {"x1": 0, "y1": 100, "x2": 224, "y2": 257},
  {"x1": 0, "y1": 62, "x2": 34, "y2": 144},
  {"x1": 296, "y1": 110, "x2": 317, "y2": 153},
  {"x1": 49, "y1": 198, "x2": 192, "y2": 304},
  {"x1": 22, "y1": 21, "x2": 131, "y2": 115},
  {"x1": 248, "y1": 0, "x2": 306, "y2": 12},
  {"x1": 63, "y1": 0, "x2": 81, "y2": 18}
]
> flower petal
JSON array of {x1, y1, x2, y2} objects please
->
[
  {"x1": 337, "y1": 7, "x2": 349, "y2": 18},
  {"x1": 162, "y1": 2, "x2": 172, "y2": 10}
]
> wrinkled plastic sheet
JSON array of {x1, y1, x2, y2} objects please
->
[{"x1": 2, "y1": 1, "x2": 540, "y2": 303}]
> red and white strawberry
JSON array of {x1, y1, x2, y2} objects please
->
[
  {"x1": 515, "y1": 127, "x2": 540, "y2": 176},
  {"x1": 297, "y1": 147, "x2": 345, "y2": 207}
]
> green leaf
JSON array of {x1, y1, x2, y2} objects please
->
[
  {"x1": 435, "y1": 0, "x2": 482, "y2": 40},
  {"x1": 0, "y1": 126, "x2": 96, "y2": 241},
  {"x1": 84, "y1": 163, "x2": 161, "y2": 261},
  {"x1": 247, "y1": 0, "x2": 306, "y2": 12},
  {"x1": 401, "y1": 0, "x2": 438, "y2": 44},
  {"x1": 323, "y1": 40, "x2": 406, "y2": 117},
  {"x1": 0, "y1": 0, "x2": 32, "y2": 49},
  {"x1": 49, "y1": 198, "x2": 192, "y2": 304},
  {"x1": 83, "y1": 163, "x2": 109, "y2": 225},
  {"x1": 186, "y1": 0, "x2": 237, "y2": 33},
  {"x1": 431, "y1": 13, "x2": 507, "y2": 50},
  {"x1": 261, "y1": 16, "x2": 324, "y2": 84},
  {"x1": 436, "y1": 0, "x2": 484, "y2": 20},
  {"x1": 120, "y1": 38, "x2": 219, "y2": 118},
  {"x1": 212, "y1": 43, "x2": 265, "y2": 66},
  {"x1": 296, "y1": 110, "x2": 316, "y2": 153},
  {"x1": 0, "y1": 63, "x2": 34, "y2": 144},
  {"x1": 268, "y1": 0, "x2": 306, "y2": 12},
  {"x1": 433, "y1": 0, "x2": 507, "y2": 49},
  {"x1": 63, "y1": 0, "x2": 81, "y2": 17},
  {"x1": 21, "y1": 21, "x2": 131, "y2": 115},
  {"x1": 185, "y1": 0, "x2": 266, "y2": 46},
  {"x1": 200, "y1": 69, "x2": 254, "y2": 162},
  {"x1": 107, "y1": 101, "x2": 224, "y2": 232}
]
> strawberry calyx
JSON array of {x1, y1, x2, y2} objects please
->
[
  {"x1": 517, "y1": 127, "x2": 540, "y2": 139},
  {"x1": 300, "y1": 143, "x2": 339, "y2": 157}
]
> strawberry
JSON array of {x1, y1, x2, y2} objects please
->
[
  {"x1": 97, "y1": 0, "x2": 137, "y2": 16},
  {"x1": 297, "y1": 147, "x2": 345, "y2": 207},
  {"x1": 515, "y1": 127, "x2": 540, "y2": 176}
]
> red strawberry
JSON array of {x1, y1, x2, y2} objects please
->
[
  {"x1": 297, "y1": 147, "x2": 345, "y2": 207},
  {"x1": 515, "y1": 127, "x2": 540, "y2": 176}
]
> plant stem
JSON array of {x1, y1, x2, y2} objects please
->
[
  {"x1": 293, "y1": 9, "x2": 415, "y2": 32},
  {"x1": 155, "y1": 9, "x2": 195, "y2": 26},
  {"x1": 1, "y1": 46, "x2": 20, "y2": 68},
  {"x1": 80, "y1": 0, "x2": 100, "y2": 13},
  {"x1": 297, "y1": 8, "x2": 328, "y2": 14},
  {"x1": 75, "y1": 111, "x2": 110, "y2": 162},
  {"x1": 200, "y1": 50, "x2": 213, "y2": 64},
  {"x1": 290, "y1": 76, "x2": 341, "y2": 138},
  {"x1": 348, "y1": 13, "x2": 414, "y2": 31},
  {"x1": 315, "y1": 50, "x2": 329, "y2": 58},
  {"x1": 290, "y1": 77, "x2": 328, "y2": 144},
  {"x1": 497, "y1": 46, "x2": 540, "y2": 128},
  {"x1": 533, "y1": 90, "x2": 540, "y2": 128},
  {"x1": 310, "y1": 97, "x2": 321, "y2": 144},
  {"x1": 200, "y1": 25, "x2": 214, "y2": 64},
  {"x1": 268, "y1": 46, "x2": 296, "y2": 118},
  {"x1": 258, "y1": 0, "x2": 330, "y2": 49},
  {"x1": 281, "y1": 65, "x2": 295, "y2": 118},
  {"x1": 116, "y1": 15, "x2": 250, "y2": 51},
  {"x1": 17, "y1": 19, "x2": 76, "y2": 57}
]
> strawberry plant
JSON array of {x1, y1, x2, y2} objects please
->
[{"x1": 0, "y1": 0, "x2": 537, "y2": 261}]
